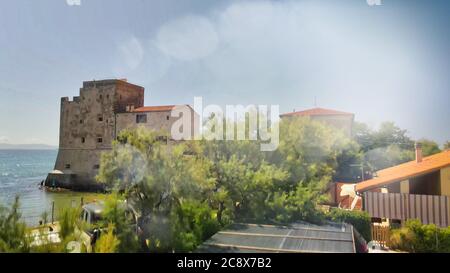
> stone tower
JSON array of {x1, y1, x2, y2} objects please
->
[{"x1": 46, "y1": 79, "x2": 144, "y2": 190}]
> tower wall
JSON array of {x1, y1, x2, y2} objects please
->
[{"x1": 47, "y1": 80, "x2": 145, "y2": 191}]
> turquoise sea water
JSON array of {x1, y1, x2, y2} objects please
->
[
  {"x1": 0, "y1": 149, "x2": 56, "y2": 225},
  {"x1": 0, "y1": 150, "x2": 105, "y2": 226}
]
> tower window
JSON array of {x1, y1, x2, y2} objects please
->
[
  {"x1": 80, "y1": 119, "x2": 83, "y2": 124},
  {"x1": 97, "y1": 137, "x2": 103, "y2": 143},
  {"x1": 167, "y1": 115, "x2": 170, "y2": 120},
  {"x1": 93, "y1": 164, "x2": 100, "y2": 169},
  {"x1": 136, "y1": 114, "x2": 147, "y2": 123},
  {"x1": 99, "y1": 94, "x2": 103, "y2": 99},
  {"x1": 98, "y1": 115, "x2": 103, "y2": 122},
  {"x1": 65, "y1": 164, "x2": 71, "y2": 169},
  {"x1": 81, "y1": 137, "x2": 85, "y2": 143}
]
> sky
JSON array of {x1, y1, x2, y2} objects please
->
[{"x1": 0, "y1": 0, "x2": 449, "y2": 146}]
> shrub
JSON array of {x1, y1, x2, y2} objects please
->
[
  {"x1": 94, "y1": 223, "x2": 120, "y2": 253},
  {"x1": 58, "y1": 207, "x2": 80, "y2": 240},
  {"x1": 327, "y1": 208, "x2": 371, "y2": 241},
  {"x1": 389, "y1": 219, "x2": 450, "y2": 253},
  {"x1": 101, "y1": 194, "x2": 139, "y2": 253},
  {"x1": 0, "y1": 196, "x2": 30, "y2": 253},
  {"x1": 171, "y1": 200, "x2": 221, "y2": 252}
]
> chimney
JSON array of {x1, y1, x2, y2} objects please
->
[{"x1": 415, "y1": 142, "x2": 423, "y2": 163}]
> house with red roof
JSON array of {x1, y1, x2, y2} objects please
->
[{"x1": 355, "y1": 143, "x2": 450, "y2": 227}]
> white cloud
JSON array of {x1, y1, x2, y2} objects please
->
[
  {"x1": 118, "y1": 36, "x2": 144, "y2": 70},
  {"x1": 115, "y1": 0, "x2": 426, "y2": 123},
  {"x1": 0, "y1": 136, "x2": 9, "y2": 143},
  {"x1": 155, "y1": 15, "x2": 219, "y2": 61}
]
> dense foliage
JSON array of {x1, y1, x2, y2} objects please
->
[
  {"x1": 94, "y1": 223, "x2": 120, "y2": 253},
  {"x1": 96, "y1": 117, "x2": 360, "y2": 251},
  {"x1": 389, "y1": 220, "x2": 450, "y2": 253},
  {"x1": 0, "y1": 196, "x2": 29, "y2": 252},
  {"x1": 444, "y1": 141, "x2": 450, "y2": 150},
  {"x1": 327, "y1": 208, "x2": 371, "y2": 241},
  {"x1": 101, "y1": 194, "x2": 139, "y2": 252},
  {"x1": 0, "y1": 118, "x2": 445, "y2": 253},
  {"x1": 353, "y1": 121, "x2": 443, "y2": 174}
]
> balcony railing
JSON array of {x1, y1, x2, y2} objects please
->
[{"x1": 363, "y1": 192, "x2": 450, "y2": 227}]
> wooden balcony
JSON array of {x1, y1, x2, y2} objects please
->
[{"x1": 363, "y1": 192, "x2": 450, "y2": 227}]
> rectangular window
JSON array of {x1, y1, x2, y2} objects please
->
[
  {"x1": 80, "y1": 119, "x2": 83, "y2": 124},
  {"x1": 97, "y1": 137, "x2": 103, "y2": 143},
  {"x1": 166, "y1": 115, "x2": 170, "y2": 120},
  {"x1": 136, "y1": 114, "x2": 147, "y2": 123},
  {"x1": 65, "y1": 164, "x2": 71, "y2": 169},
  {"x1": 81, "y1": 137, "x2": 85, "y2": 143},
  {"x1": 98, "y1": 115, "x2": 103, "y2": 122},
  {"x1": 93, "y1": 164, "x2": 100, "y2": 169}
]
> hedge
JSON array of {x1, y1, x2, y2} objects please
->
[
  {"x1": 389, "y1": 219, "x2": 450, "y2": 253},
  {"x1": 327, "y1": 208, "x2": 371, "y2": 242}
]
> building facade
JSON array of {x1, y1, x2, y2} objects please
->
[
  {"x1": 355, "y1": 145, "x2": 450, "y2": 227},
  {"x1": 280, "y1": 107, "x2": 354, "y2": 138},
  {"x1": 45, "y1": 79, "x2": 197, "y2": 191}
]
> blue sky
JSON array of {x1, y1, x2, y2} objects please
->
[{"x1": 0, "y1": 0, "x2": 449, "y2": 145}]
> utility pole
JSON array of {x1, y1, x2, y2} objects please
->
[{"x1": 51, "y1": 201, "x2": 55, "y2": 224}]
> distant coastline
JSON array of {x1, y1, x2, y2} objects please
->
[{"x1": 0, "y1": 143, "x2": 57, "y2": 150}]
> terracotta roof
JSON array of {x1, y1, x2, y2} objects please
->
[
  {"x1": 280, "y1": 108, "x2": 354, "y2": 117},
  {"x1": 132, "y1": 105, "x2": 176, "y2": 113},
  {"x1": 355, "y1": 150, "x2": 450, "y2": 192}
]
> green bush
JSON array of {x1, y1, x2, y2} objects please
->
[
  {"x1": 171, "y1": 200, "x2": 221, "y2": 252},
  {"x1": 389, "y1": 219, "x2": 450, "y2": 253},
  {"x1": 327, "y1": 208, "x2": 371, "y2": 241},
  {"x1": 0, "y1": 196, "x2": 30, "y2": 253},
  {"x1": 94, "y1": 223, "x2": 120, "y2": 253},
  {"x1": 58, "y1": 207, "x2": 80, "y2": 240}
]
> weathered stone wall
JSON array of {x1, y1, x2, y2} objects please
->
[
  {"x1": 116, "y1": 106, "x2": 199, "y2": 140},
  {"x1": 49, "y1": 80, "x2": 145, "y2": 190}
]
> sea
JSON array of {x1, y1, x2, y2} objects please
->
[{"x1": 0, "y1": 149, "x2": 104, "y2": 226}]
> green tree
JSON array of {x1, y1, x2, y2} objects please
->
[
  {"x1": 97, "y1": 116, "x2": 367, "y2": 251},
  {"x1": 0, "y1": 196, "x2": 30, "y2": 253},
  {"x1": 58, "y1": 207, "x2": 80, "y2": 240},
  {"x1": 97, "y1": 128, "x2": 215, "y2": 252},
  {"x1": 101, "y1": 193, "x2": 139, "y2": 253},
  {"x1": 354, "y1": 121, "x2": 415, "y2": 171},
  {"x1": 268, "y1": 117, "x2": 357, "y2": 222},
  {"x1": 444, "y1": 141, "x2": 450, "y2": 150},
  {"x1": 419, "y1": 139, "x2": 441, "y2": 156}
]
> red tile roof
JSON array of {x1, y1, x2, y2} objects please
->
[
  {"x1": 355, "y1": 150, "x2": 450, "y2": 192},
  {"x1": 133, "y1": 105, "x2": 176, "y2": 113},
  {"x1": 280, "y1": 107, "x2": 354, "y2": 117}
]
